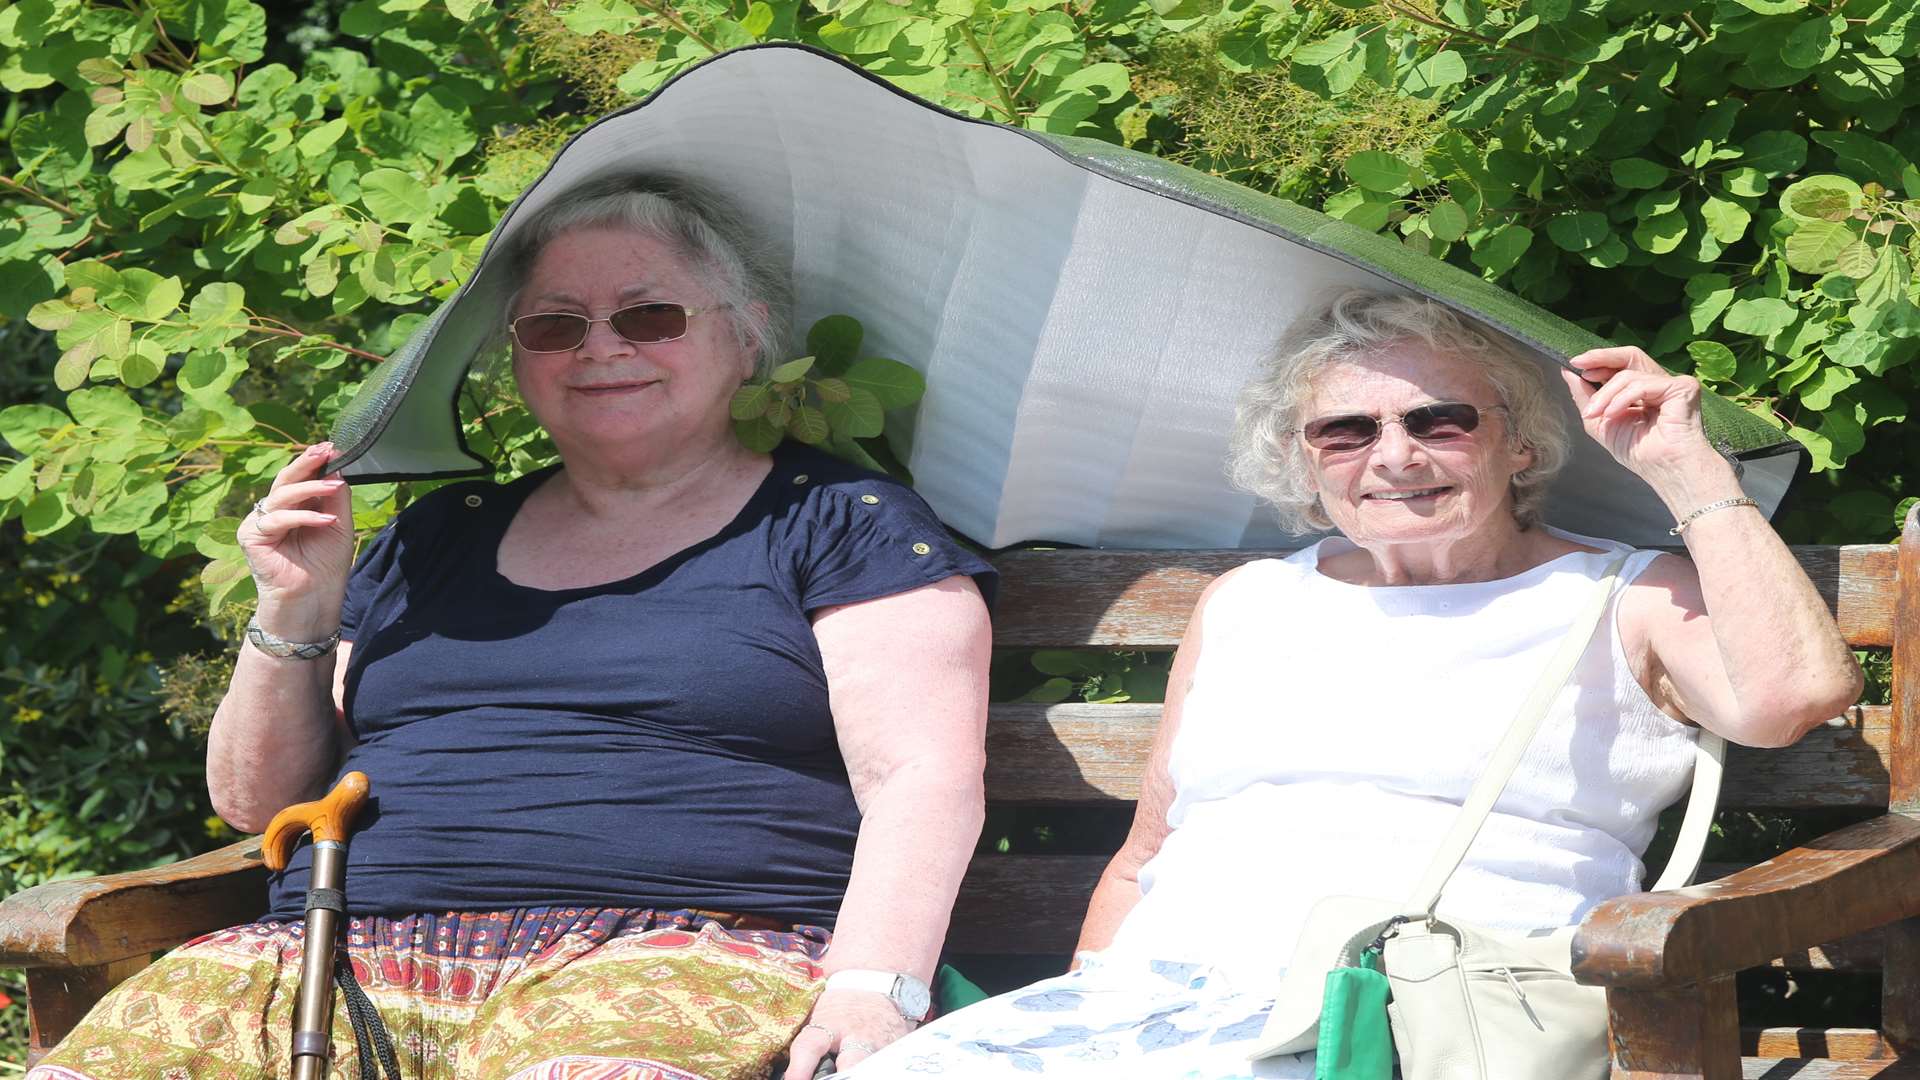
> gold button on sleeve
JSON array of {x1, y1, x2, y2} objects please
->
[
  {"x1": 911, "y1": 542, "x2": 931, "y2": 556},
  {"x1": 463, "y1": 494, "x2": 483, "y2": 508},
  {"x1": 792, "y1": 473, "x2": 809, "y2": 485},
  {"x1": 860, "y1": 494, "x2": 881, "y2": 505}
]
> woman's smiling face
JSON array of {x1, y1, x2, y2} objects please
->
[
  {"x1": 1302, "y1": 342, "x2": 1535, "y2": 552},
  {"x1": 510, "y1": 225, "x2": 754, "y2": 459}
]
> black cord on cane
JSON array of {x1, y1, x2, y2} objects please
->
[{"x1": 333, "y1": 951, "x2": 403, "y2": 1080}]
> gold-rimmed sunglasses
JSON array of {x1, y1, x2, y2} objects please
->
[
  {"x1": 1297, "y1": 402, "x2": 1509, "y2": 452},
  {"x1": 509, "y1": 302, "x2": 724, "y2": 353}
]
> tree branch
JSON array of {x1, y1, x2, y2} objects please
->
[
  {"x1": 960, "y1": 22, "x2": 1021, "y2": 123},
  {"x1": 245, "y1": 323, "x2": 386, "y2": 363},
  {"x1": 0, "y1": 177, "x2": 79, "y2": 219}
]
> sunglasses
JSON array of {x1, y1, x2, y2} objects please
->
[
  {"x1": 1298, "y1": 402, "x2": 1507, "y2": 452},
  {"x1": 509, "y1": 302, "x2": 722, "y2": 353}
]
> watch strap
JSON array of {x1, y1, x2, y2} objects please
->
[{"x1": 823, "y1": 969, "x2": 931, "y2": 1020}]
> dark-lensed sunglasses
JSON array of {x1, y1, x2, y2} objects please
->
[
  {"x1": 509, "y1": 302, "x2": 722, "y2": 353},
  {"x1": 1298, "y1": 402, "x2": 1508, "y2": 452}
]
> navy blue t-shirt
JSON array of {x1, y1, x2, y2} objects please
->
[{"x1": 264, "y1": 443, "x2": 996, "y2": 926}]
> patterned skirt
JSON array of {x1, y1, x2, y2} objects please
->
[{"x1": 29, "y1": 908, "x2": 830, "y2": 1080}]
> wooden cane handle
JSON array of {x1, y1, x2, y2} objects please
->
[{"x1": 261, "y1": 772, "x2": 370, "y2": 870}]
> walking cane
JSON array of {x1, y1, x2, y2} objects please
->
[{"x1": 263, "y1": 771, "x2": 370, "y2": 1080}]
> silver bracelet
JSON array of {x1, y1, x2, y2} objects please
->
[
  {"x1": 1668, "y1": 496, "x2": 1759, "y2": 536},
  {"x1": 245, "y1": 617, "x2": 342, "y2": 660}
]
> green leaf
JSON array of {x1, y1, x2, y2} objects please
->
[
  {"x1": 22, "y1": 490, "x2": 72, "y2": 536},
  {"x1": 0, "y1": 404, "x2": 71, "y2": 454},
  {"x1": 1470, "y1": 223, "x2": 1533, "y2": 275},
  {"x1": 1687, "y1": 341, "x2": 1738, "y2": 382},
  {"x1": 296, "y1": 117, "x2": 348, "y2": 159},
  {"x1": 0, "y1": 457, "x2": 33, "y2": 503},
  {"x1": 1783, "y1": 220, "x2": 1858, "y2": 274},
  {"x1": 730, "y1": 382, "x2": 772, "y2": 420},
  {"x1": 1290, "y1": 31, "x2": 1364, "y2": 97},
  {"x1": 1546, "y1": 211, "x2": 1608, "y2": 252},
  {"x1": 1810, "y1": 130, "x2": 1912, "y2": 186},
  {"x1": 844, "y1": 357, "x2": 924, "y2": 410},
  {"x1": 1402, "y1": 49, "x2": 1467, "y2": 96},
  {"x1": 1700, "y1": 197, "x2": 1752, "y2": 243},
  {"x1": 733, "y1": 414, "x2": 782, "y2": 453},
  {"x1": 1739, "y1": 131, "x2": 1809, "y2": 177},
  {"x1": 67, "y1": 387, "x2": 142, "y2": 429},
  {"x1": 807, "y1": 314, "x2": 863, "y2": 372},
  {"x1": 180, "y1": 71, "x2": 232, "y2": 106},
  {"x1": 1723, "y1": 297, "x2": 1798, "y2": 335},
  {"x1": 1733, "y1": 0, "x2": 1804, "y2": 12},
  {"x1": 360, "y1": 168, "x2": 433, "y2": 224},
  {"x1": 740, "y1": 1, "x2": 773, "y2": 37},
  {"x1": 1720, "y1": 167, "x2": 1769, "y2": 198},
  {"x1": 1611, "y1": 157, "x2": 1669, "y2": 189},
  {"x1": 447, "y1": 0, "x2": 490, "y2": 19},
  {"x1": 1796, "y1": 365, "x2": 1858, "y2": 410},
  {"x1": 822, "y1": 385, "x2": 885, "y2": 439},
  {"x1": 54, "y1": 346, "x2": 93, "y2": 390},
  {"x1": 1781, "y1": 175, "x2": 1863, "y2": 222},
  {"x1": 558, "y1": 0, "x2": 640, "y2": 35},
  {"x1": 1338, "y1": 197, "x2": 1393, "y2": 231},
  {"x1": 1631, "y1": 210, "x2": 1688, "y2": 255},
  {"x1": 1686, "y1": 274, "x2": 1736, "y2": 332},
  {"x1": 304, "y1": 250, "x2": 340, "y2": 296},
  {"x1": 1825, "y1": 329, "x2": 1891, "y2": 369},
  {"x1": 1427, "y1": 200, "x2": 1469, "y2": 242},
  {"x1": 1781, "y1": 15, "x2": 1839, "y2": 68},
  {"x1": 1345, "y1": 151, "x2": 1415, "y2": 193},
  {"x1": 787, "y1": 404, "x2": 829, "y2": 444},
  {"x1": 812, "y1": 377, "x2": 851, "y2": 404},
  {"x1": 770, "y1": 356, "x2": 815, "y2": 383},
  {"x1": 119, "y1": 343, "x2": 163, "y2": 388}
]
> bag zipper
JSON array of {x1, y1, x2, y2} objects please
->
[{"x1": 1488, "y1": 966, "x2": 1544, "y2": 1031}]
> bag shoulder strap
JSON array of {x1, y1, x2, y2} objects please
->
[
  {"x1": 1402, "y1": 550, "x2": 1632, "y2": 914},
  {"x1": 1648, "y1": 729, "x2": 1725, "y2": 891}
]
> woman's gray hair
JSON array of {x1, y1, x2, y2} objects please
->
[
  {"x1": 491, "y1": 174, "x2": 790, "y2": 376},
  {"x1": 1227, "y1": 290, "x2": 1570, "y2": 535}
]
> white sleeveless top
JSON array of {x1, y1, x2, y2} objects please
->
[{"x1": 1102, "y1": 533, "x2": 1698, "y2": 991}]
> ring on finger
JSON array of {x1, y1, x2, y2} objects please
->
[
  {"x1": 840, "y1": 1040, "x2": 878, "y2": 1057},
  {"x1": 801, "y1": 1023, "x2": 836, "y2": 1041},
  {"x1": 252, "y1": 499, "x2": 270, "y2": 518}
]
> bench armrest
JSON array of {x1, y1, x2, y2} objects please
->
[
  {"x1": 0, "y1": 839, "x2": 268, "y2": 969},
  {"x1": 1571, "y1": 811, "x2": 1920, "y2": 990}
]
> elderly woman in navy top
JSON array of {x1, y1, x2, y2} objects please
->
[
  {"x1": 840, "y1": 291, "x2": 1860, "y2": 1079},
  {"x1": 30, "y1": 177, "x2": 994, "y2": 1080}
]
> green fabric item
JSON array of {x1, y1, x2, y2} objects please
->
[
  {"x1": 934, "y1": 962, "x2": 990, "y2": 1015},
  {"x1": 1315, "y1": 949, "x2": 1394, "y2": 1080}
]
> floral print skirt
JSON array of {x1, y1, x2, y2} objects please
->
[{"x1": 29, "y1": 907, "x2": 830, "y2": 1080}]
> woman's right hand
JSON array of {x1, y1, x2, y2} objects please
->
[{"x1": 238, "y1": 443, "x2": 354, "y2": 630}]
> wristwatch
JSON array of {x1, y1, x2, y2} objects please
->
[{"x1": 824, "y1": 969, "x2": 932, "y2": 1022}]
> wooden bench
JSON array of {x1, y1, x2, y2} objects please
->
[{"x1": 5, "y1": 507, "x2": 1918, "y2": 1079}]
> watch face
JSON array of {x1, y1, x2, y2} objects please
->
[{"x1": 896, "y1": 976, "x2": 931, "y2": 1020}]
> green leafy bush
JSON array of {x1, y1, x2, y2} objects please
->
[{"x1": 3, "y1": 0, "x2": 1916, "y2": 1060}]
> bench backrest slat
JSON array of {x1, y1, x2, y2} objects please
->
[
  {"x1": 985, "y1": 703, "x2": 1895, "y2": 810},
  {"x1": 991, "y1": 546, "x2": 1898, "y2": 648}
]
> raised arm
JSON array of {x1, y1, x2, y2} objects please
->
[
  {"x1": 1563, "y1": 348, "x2": 1862, "y2": 747},
  {"x1": 782, "y1": 574, "x2": 991, "y2": 1078},
  {"x1": 206, "y1": 443, "x2": 358, "y2": 832},
  {"x1": 1073, "y1": 566, "x2": 1234, "y2": 961}
]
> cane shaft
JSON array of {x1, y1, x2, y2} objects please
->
[{"x1": 290, "y1": 840, "x2": 347, "y2": 1080}]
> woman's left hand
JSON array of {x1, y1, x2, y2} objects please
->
[
  {"x1": 1561, "y1": 346, "x2": 1717, "y2": 476},
  {"x1": 784, "y1": 988, "x2": 914, "y2": 1078}
]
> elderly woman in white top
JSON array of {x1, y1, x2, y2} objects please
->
[{"x1": 841, "y1": 290, "x2": 1861, "y2": 1079}]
